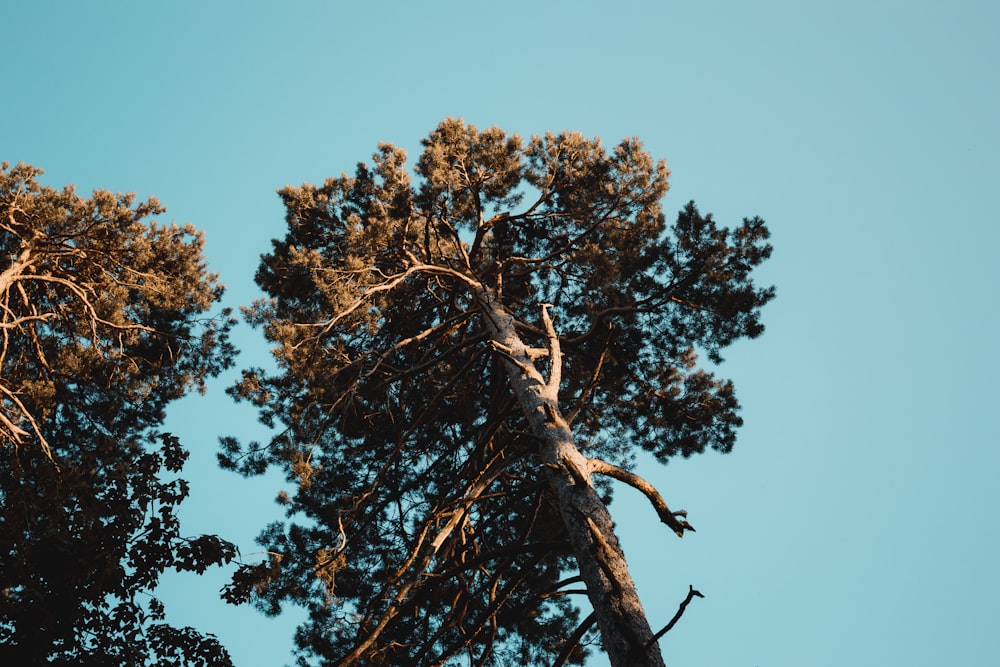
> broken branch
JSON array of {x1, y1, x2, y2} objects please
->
[
  {"x1": 644, "y1": 585, "x2": 704, "y2": 652},
  {"x1": 586, "y1": 457, "x2": 694, "y2": 537}
]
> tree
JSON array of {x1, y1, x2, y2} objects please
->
[
  {"x1": 223, "y1": 119, "x2": 774, "y2": 666},
  {"x1": 0, "y1": 162, "x2": 238, "y2": 665}
]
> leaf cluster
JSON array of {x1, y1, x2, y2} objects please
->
[
  {"x1": 0, "y1": 162, "x2": 235, "y2": 455},
  {"x1": 0, "y1": 434, "x2": 236, "y2": 665}
]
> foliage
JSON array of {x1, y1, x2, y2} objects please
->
[
  {"x1": 0, "y1": 163, "x2": 237, "y2": 665},
  {"x1": 223, "y1": 119, "x2": 773, "y2": 665}
]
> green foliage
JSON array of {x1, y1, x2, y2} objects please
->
[
  {"x1": 0, "y1": 163, "x2": 237, "y2": 665},
  {"x1": 224, "y1": 119, "x2": 773, "y2": 665}
]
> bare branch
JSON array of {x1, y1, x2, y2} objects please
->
[
  {"x1": 552, "y1": 611, "x2": 597, "y2": 667},
  {"x1": 540, "y1": 303, "x2": 561, "y2": 394},
  {"x1": 503, "y1": 199, "x2": 623, "y2": 278},
  {"x1": 0, "y1": 363, "x2": 54, "y2": 462},
  {"x1": 643, "y1": 585, "x2": 704, "y2": 653},
  {"x1": 302, "y1": 265, "x2": 426, "y2": 337},
  {"x1": 302, "y1": 258, "x2": 482, "y2": 344},
  {"x1": 488, "y1": 340, "x2": 539, "y2": 376},
  {"x1": 586, "y1": 458, "x2": 694, "y2": 537}
]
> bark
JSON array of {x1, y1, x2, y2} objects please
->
[{"x1": 474, "y1": 287, "x2": 666, "y2": 667}]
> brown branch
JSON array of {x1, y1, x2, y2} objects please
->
[
  {"x1": 562, "y1": 305, "x2": 638, "y2": 345},
  {"x1": 301, "y1": 265, "x2": 426, "y2": 338},
  {"x1": 552, "y1": 611, "x2": 598, "y2": 667},
  {"x1": 503, "y1": 200, "x2": 623, "y2": 278},
  {"x1": 643, "y1": 585, "x2": 704, "y2": 651},
  {"x1": 427, "y1": 548, "x2": 553, "y2": 667},
  {"x1": 430, "y1": 541, "x2": 567, "y2": 584},
  {"x1": 0, "y1": 311, "x2": 57, "y2": 329},
  {"x1": 565, "y1": 323, "x2": 613, "y2": 425},
  {"x1": 0, "y1": 383, "x2": 54, "y2": 462},
  {"x1": 364, "y1": 310, "x2": 474, "y2": 378},
  {"x1": 540, "y1": 303, "x2": 561, "y2": 393},
  {"x1": 586, "y1": 458, "x2": 694, "y2": 537},
  {"x1": 301, "y1": 255, "x2": 483, "y2": 347}
]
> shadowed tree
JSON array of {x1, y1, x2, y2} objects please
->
[
  {"x1": 0, "y1": 162, "x2": 238, "y2": 665},
  {"x1": 223, "y1": 119, "x2": 773, "y2": 666}
]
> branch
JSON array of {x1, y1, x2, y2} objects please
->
[
  {"x1": 487, "y1": 340, "x2": 538, "y2": 376},
  {"x1": 540, "y1": 303, "x2": 561, "y2": 393},
  {"x1": 302, "y1": 265, "x2": 425, "y2": 338},
  {"x1": 435, "y1": 213, "x2": 472, "y2": 270},
  {"x1": 552, "y1": 611, "x2": 597, "y2": 667},
  {"x1": 303, "y1": 257, "x2": 481, "y2": 341},
  {"x1": 0, "y1": 382, "x2": 54, "y2": 462},
  {"x1": 427, "y1": 548, "x2": 553, "y2": 667},
  {"x1": 586, "y1": 458, "x2": 694, "y2": 537},
  {"x1": 643, "y1": 585, "x2": 704, "y2": 652},
  {"x1": 363, "y1": 310, "x2": 473, "y2": 378},
  {"x1": 565, "y1": 323, "x2": 613, "y2": 425},
  {"x1": 562, "y1": 305, "x2": 637, "y2": 345},
  {"x1": 503, "y1": 202, "x2": 621, "y2": 278}
]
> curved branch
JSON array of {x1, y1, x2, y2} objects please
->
[
  {"x1": 643, "y1": 585, "x2": 704, "y2": 653},
  {"x1": 364, "y1": 310, "x2": 476, "y2": 378},
  {"x1": 586, "y1": 458, "x2": 694, "y2": 537},
  {"x1": 562, "y1": 305, "x2": 637, "y2": 345},
  {"x1": 302, "y1": 256, "x2": 483, "y2": 343},
  {"x1": 426, "y1": 547, "x2": 553, "y2": 667}
]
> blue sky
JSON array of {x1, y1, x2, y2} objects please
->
[{"x1": 4, "y1": 1, "x2": 999, "y2": 665}]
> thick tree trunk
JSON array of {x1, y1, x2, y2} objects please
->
[{"x1": 475, "y1": 288, "x2": 666, "y2": 667}]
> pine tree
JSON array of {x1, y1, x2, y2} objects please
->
[
  {"x1": 224, "y1": 119, "x2": 774, "y2": 666},
  {"x1": 0, "y1": 162, "x2": 237, "y2": 665}
]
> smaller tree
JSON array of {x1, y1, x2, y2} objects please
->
[{"x1": 0, "y1": 162, "x2": 238, "y2": 665}]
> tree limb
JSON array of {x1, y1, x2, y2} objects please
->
[
  {"x1": 552, "y1": 611, "x2": 597, "y2": 667},
  {"x1": 642, "y1": 585, "x2": 704, "y2": 653},
  {"x1": 540, "y1": 303, "x2": 561, "y2": 393},
  {"x1": 586, "y1": 458, "x2": 693, "y2": 537},
  {"x1": 565, "y1": 323, "x2": 613, "y2": 425}
]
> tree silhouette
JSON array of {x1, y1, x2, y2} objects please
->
[
  {"x1": 223, "y1": 119, "x2": 774, "y2": 666},
  {"x1": 0, "y1": 162, "x2": 237, "y2": 665}
]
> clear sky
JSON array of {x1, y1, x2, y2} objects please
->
[{"x1": 4, "y1": 1, "x2": 999, "y2": 665}]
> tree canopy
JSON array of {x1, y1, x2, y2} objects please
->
[
  {"x1": 0, "y1": 162, "x2": 238, "y2": 665},
  {"x1": 223, "y1": 119, "x2": 774, "y2": 666}
]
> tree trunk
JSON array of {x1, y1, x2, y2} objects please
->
[{"x1": 475, "y1": 288, "x2": 666, "y2": 667}]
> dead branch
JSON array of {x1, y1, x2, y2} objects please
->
[
  {"x1": 642, "y1": 585, "x2": 704, "y2": 653},
  {"x1": 586, "y1": 457, "x2": 694, "y2": 537},
  {"x1": 540, "y1": 303, "x2": 561, "y2": 393}
]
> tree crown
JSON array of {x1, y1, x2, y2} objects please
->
[
  {"x1": 0, "y1": 162, "x2": 238, "y2": 665},
  {"x1": 224, "y1": 119, "x2": 774, "y2": 665}
]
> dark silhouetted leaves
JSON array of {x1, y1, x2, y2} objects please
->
[{"x1": 0, "y1": 163, "x2": 237, "y2": 665}]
